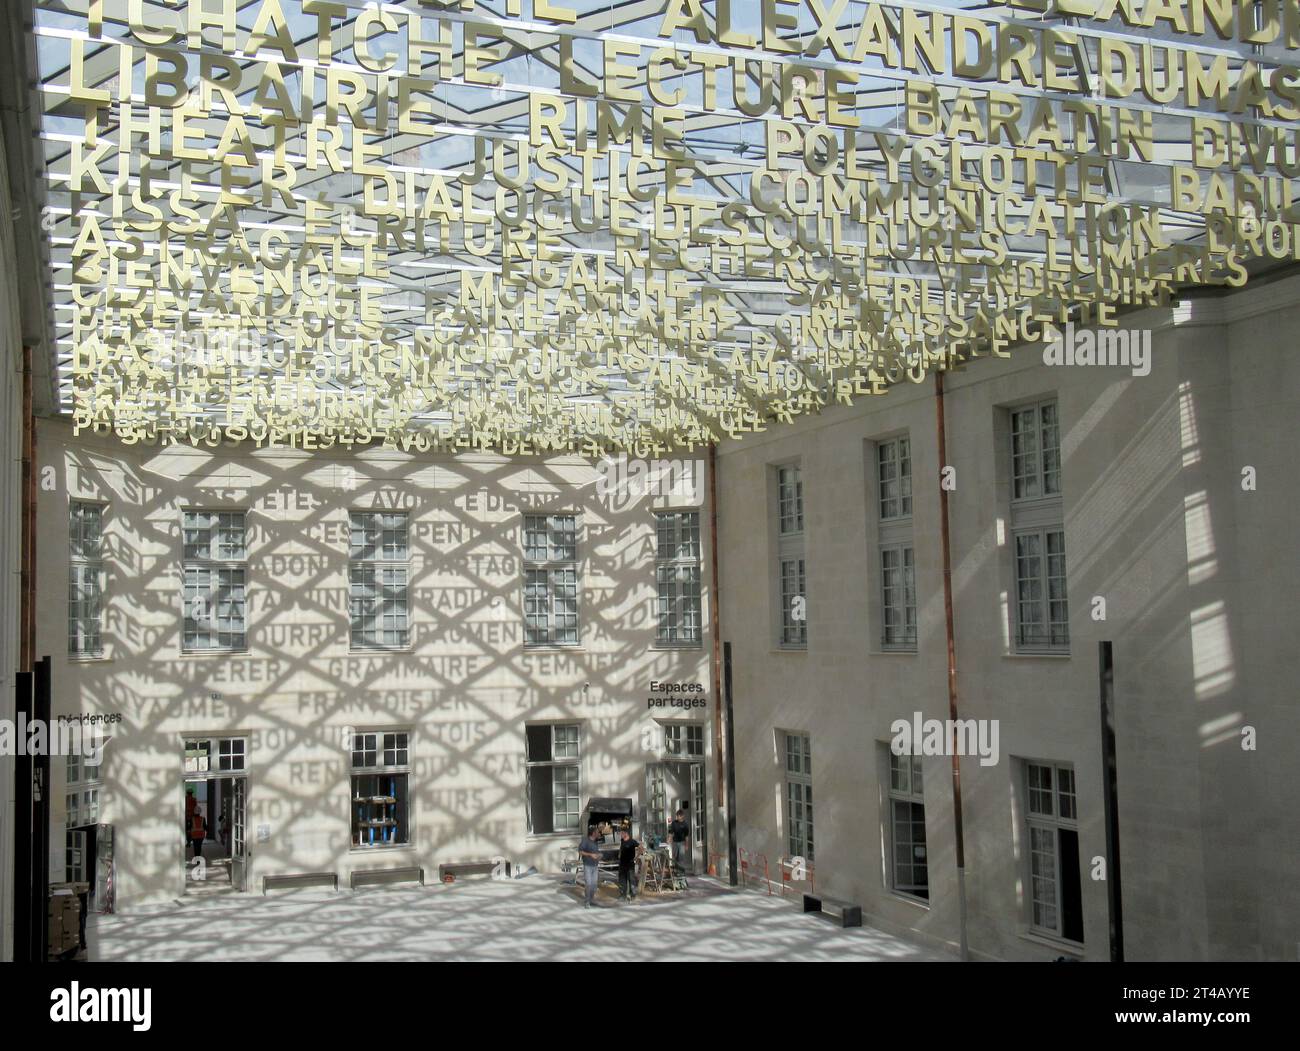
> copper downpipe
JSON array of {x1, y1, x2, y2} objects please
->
[
  {"x1": 935, "y1": 369, "x2": 969, "y2": 960},
  {"x1": 708, "y1": 444, "x2": 723, "y2": 810}
]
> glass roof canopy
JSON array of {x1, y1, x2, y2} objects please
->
[{"x1": 31, "y1": 0, "x2": 1300, "y2": 452}]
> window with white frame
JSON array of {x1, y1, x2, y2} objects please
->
[
  {"x1": 877, "y1": 436, "x2": 912, "y2": 520},
  {"x1": 777, "y1": 464, "x2": 804, "y2": 534},
  {"x1": 1024, "y1": 760, "x2": 1083, "y2": 943},
  {"x1": 880, "y1": 544, "x2": 917, "y2": 649},
  {"x1": 775, "y1": 464, "x2": 806, "y2": 648},
  {"x1": 182, "y1": 511, "x2": 247, "y2": 652},
  {"x1": 1014, "y1": 529, "x2": 1070, "y2": 648},
  {"x1": 886, "y1": 750, "x2": 928, "y2": 900},
  {"x1": 350, "y1": 511, "x2": 409, "y2": 649},
  {"x1": 662, "y1": 722, "x2": 704, "y2": 758},
  {"x1": 782, "y1": 731, "x2": 813, "y2": 862},
  {"x1": 655, "y1": 511, "x2": 702, "y2": 645},
  {"x1": 216, "y1": 737, "x2": 246, "y2": 772},
  {"x1": 523, "y1": 514, "x2": 580, "y2": 646},
  {"x1": 350, "y1": 732, "x2": 410, "y2": 848},
  {"x1": 183, "y1": 736, "x2": 245, "y2": 775},
  {"x1": 66, "y1": 829, "x2": 88, "y2": 883},
  {"x1": 69, "y1": 501, "x2": 104, "y2": 657},
  {"x1": 525, "y1": 724, "x2": 581, "y2": 834},
  {"x1": 779, "y1": 557, "x2": 806, "y2": 647},
  {"x1": 1007, "y1": 400, "x2": 1068, "y2": 652},
  {"x1": 874, "y1": 435, "x2": 917, "y2": 652},
  {"x1": 65, "y1": 751, "x2": 103, "y2": 828},
  {"x1": 1011, "y1": 401, "x2": 1062, "y2": 502}
]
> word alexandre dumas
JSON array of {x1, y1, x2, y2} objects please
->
[{"x1": 53, "y1": 0, "x2": 1300, "y2": 455}]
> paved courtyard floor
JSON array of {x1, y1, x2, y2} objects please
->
[{"x1": 86, "y1": 874, "x2": 955, "y2": 962}]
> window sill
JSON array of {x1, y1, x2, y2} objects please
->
[
  {"x1": 522, "y1": 645, "x2": 585, "y2": 653},
  {"x1": 773, "y1": 646, "x2": 808, "y2": 654},
  {"x1": 526, "y1": 832, "x2": 581, "y2": 842},
  {"x1": 348, "y1": 844, "x2": 415, "y2": 855},
  {"x1": 650, "y1": 642, "x2": 705, "y2": 651},
  {"x1": 67, "y1": 654, "x2": 109, "y2": 663},
  {"x1": 871, "y1": 648, "x2": 918, "y2": 657},
  {"x1": 178, "y1": 649, "x2": 250, "y2": 658},
  {"x1": 1019, "y1": 929, "x2": 1086, "y2": 957},
  {"x1": 1004, "y1": 651, "x2": 1072, "y2": 660},
  {"x1": 887, "y1": 890, "x2": 932, "y2": 911},
  {"x1": 349, "y1": 645, "x2": 414, "y2": 656}
]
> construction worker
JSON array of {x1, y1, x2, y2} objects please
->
[
  {"x1": 617, "y1": 828, "x2": 643, "y2": 900},
  {"x1": 189, "y1": 805, "x2": 207, "y2": 863},
  {"x1": 578, "y1": 824, "x2": 603, "y2": 907},
  {"x1": 667, "y1": 809, "x2": 690, "y2": 875}
]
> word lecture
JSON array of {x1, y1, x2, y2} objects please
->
[{"x1": 47, "y1": 0, "x2": 1300, "y2": 453}]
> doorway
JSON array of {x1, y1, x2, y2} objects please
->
[
  {"x1": 645, "y1": 761, "x2": 705, "y2": 874},
  {"x1": 182, "y1": 775, "x2": 248, "y2": 893}
]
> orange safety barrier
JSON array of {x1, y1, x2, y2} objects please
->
[
  {"x1": 738, "y1": 847, "x2": 772, "y2": 894},
  {"x1": 777, "y1": 855, "x2": 815, "y2": 896}
]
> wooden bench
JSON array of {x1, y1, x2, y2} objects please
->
[
  {"x1": 262, "y1": 872, "x2": 338, "y2": 895},
  {"x1": 350, "y1": 866, "x2": 425, "y2": 889},
  {"x1": 803, "y1": 892, "x2": 862, "y2": 928},
  {"x1": 438, "y1": 860, "x2": 509, "y2": 882}
]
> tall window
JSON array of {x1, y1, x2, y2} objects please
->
[
  {"x1": 69, "y1": 501, "x2": 104, "y2": 656},
  {"x1": 65, "y1": 751, "x2": 102, "y2": 829},
  {"x1": 655, "y1": 511, "x2": 702, "y2": 645},
  {"x1": 877, "y1": 436, "x2": 912, "y2": 520},
  {"x1": 778, "y1": 464, "x2": 804, "y2": 534},
  {"x1": 776, "y1": 465, "x2": 806, "y2": 647},
  {"x1": 880, "y1": 545, "x2": 917, "y2": 649},
  {"x1": 350, "y1": 732, "x2": 410, "y2": 848},
  {"x1": 1015, "y1": 530, "x2": 1070, "y2": 648},
  {"x1": 1008, "y1": 400, "x2": 1068, "y2": 651},
  {"x1": 875, "y1": 436, "x2": 916, "y2": 651},
  {"x1": 523, "y1": 514, "x2": 580, "y2": 646},
  {"x1": 1024, "y1": 761, "x2": 1083, "y2": 943},
  {"x1": 887, "y1": 751, "x2": 928, "y2": 900},
  {"x1": 67, "y1": 744, "x2": 105, "y2": 880},
  {"x1": 525, "y1": 724, "x2": 581, "y2": 835},
  {"x1": 782, "y1": 731, "x2": 813, "y2": 862},
  {"x1": 182, "y1": 511, "x2": 247, "y2": 652},
  {"x1": 1011, "y1": 401, "x2": 1061, "y2": 501},
  {"x1": 350, "y1": 511, "x2": 409, "y2": 649}
]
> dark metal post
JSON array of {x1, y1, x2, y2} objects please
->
[
  {"x1": 14, "y1": 671, "x2": 32, "y2": 962},
  {"x1": 32, "y1": 656, "x2": 52, "y2": 961},
  {"x1": 723, "y1": 641, "x2": 738, "y2": 885},
  {"x1": 1099, "y1": 641, "x2": 1124, "y2": 962}
]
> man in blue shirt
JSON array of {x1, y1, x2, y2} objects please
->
[{"x1": 578, "y1": 825, "x2": 603, "y2": 907}]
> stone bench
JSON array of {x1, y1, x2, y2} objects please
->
[
  {"x1": 350, "y1": 866, "x2": 425, "y2": 889},
  {"x1": 803, "y1": 892, "x2": 862, "y2": 928},
  {"x1": 438, "y1": 860, "x2": 508, "y2": 882},
  {"x1": 262, "y1": 872, "x2": 338, "y2": 895}
]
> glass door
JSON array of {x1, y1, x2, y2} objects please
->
[
  {"x1": 231, "y1": 776, "x2": 247, "y2": 892},
  {"x1": 645, "y1": 763, "x2": 666, "y2": 844},
  {"x1": 689, "y1": 762, "x2": 705, "y2": 872},
  {"x1": 94, "y1": 824, "x2": 114, "y2": 913}
]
